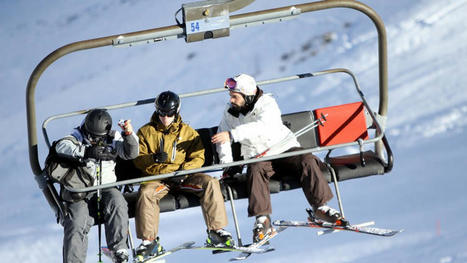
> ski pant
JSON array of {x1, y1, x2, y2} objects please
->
[
  {"x1": 62, "y1": 188, "x2": 129, "y2": 263},
  {"x1": 135, "y1": 173, "x2": 228, "y2": 241},
  {"x1": 247, "y1": 147, "x2": 333, "y2": 217}
]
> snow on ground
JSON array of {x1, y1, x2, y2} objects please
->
[{"x1": 1, "y1": 0, "x2": 467, "y2": 262}]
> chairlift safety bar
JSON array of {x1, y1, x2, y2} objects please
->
[
  {"x1": 64, "y1": 67, "x2": 390, "y2": 193},
  {"x1": 41, "y1": 68, "x2": 384, "y2": 148}
]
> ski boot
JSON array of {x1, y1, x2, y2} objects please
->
[
  {"x1": 312, "y1": 205, "x2": 348, "y2": 225},
  {"x1": 113, "y1": 249, "x2": 129, "y2": 263},
  {"x1": 252, "y1": 215, "x2": 272, "y2": 243},
  {"x1": 206, "y1": 229, "x2": 235, "y2": 248},
  {"x1": 135, "y1": 237, "x2": 165, "y2": 261}
]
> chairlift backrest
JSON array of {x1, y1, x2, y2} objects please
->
[{"x1": 314, "y1": 102, "x2": 369, "y2": 146}]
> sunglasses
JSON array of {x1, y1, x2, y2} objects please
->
[
  {"x1": 157, "y1": 110, "x2": 176, "y2": 117},
  {"x1": 224, "y1": 77, "x2": 240, "y2": 92}
]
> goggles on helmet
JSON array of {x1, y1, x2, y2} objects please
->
[{"x1": 224, "y1": 77, "x2": 241, "y2": 92}]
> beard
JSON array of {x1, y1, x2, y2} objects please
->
[{"x1": 230, "y1": 102, "x2": 243, "y2": 111}]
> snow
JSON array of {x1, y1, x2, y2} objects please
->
[{"x1": 1, "y1": 0, "x2": 467, "y2": 262}]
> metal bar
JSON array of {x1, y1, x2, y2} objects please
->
[
  {"x1": 127, "y1": 222, "x2": 136, "y2": 258},
  {"x1": 328, "y1": 164, "x2": 345, "y2": 218},
  {"x1": 227, "y1": 185, "x2": 243, "y2": 247},
  {"x1": 65, "y1": 132, "x2": 384, "y2": 193},
  {"x1": 42, "y1": 68, "x2": 384, "y2": 150}
]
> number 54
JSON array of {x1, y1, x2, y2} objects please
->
[{"x1": 191, "y1": 22, "x2": 200, "y2": 32}]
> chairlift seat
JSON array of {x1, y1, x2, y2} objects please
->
[{"x1": 118, "y1": 104, "x2": 387, "y2": 218}]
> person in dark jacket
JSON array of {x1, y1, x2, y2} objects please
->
[{"x1": 55, "y1": 109, "x2": 139, "y2": 263}]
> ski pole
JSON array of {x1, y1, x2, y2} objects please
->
[
  {"x1": 254, "y1": 113, "x2": 327, "y2": 158},
  {"x1": 97, "y1": 160, "x2": 103, "y2": 263},
  {"x1": 127, "y1": 215, "x2": 136, "y2": 258}
]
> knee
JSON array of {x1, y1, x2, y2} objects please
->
[
  {"x1": 138, "y1": 183, "x2": 167, "y2": 203},
  {"x1": 248, "y1": 163, "x2": 264, "y2": 176},
  {"x1": 300, "y1": 153, "x2": 319, "y2": 168},
  {"x1": 198, "y1": 174, "x2": 219, "y2": 190},
  {"x1": 247, "y1": 163, "x2": 271, "y2": 180},
  {"x1": 106, "y1": 191, "x2": 128, "y2": 213},
  {"x1": 64, "y1": 213, "x2": 93, "y2": 235}
]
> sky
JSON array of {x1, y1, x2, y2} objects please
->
[{"x1": 1, "y1": 0, "x2": 467, "y2": 262}]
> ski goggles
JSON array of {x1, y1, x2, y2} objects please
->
[
  {"x1": 224, "y1": 77, "x2": 240, "y2": 92},
  {"x1": 157, "y1": 109, "x2": 177, "y2": 117}
]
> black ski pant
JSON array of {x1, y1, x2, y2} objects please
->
[
  {"x1": 247, "y1": 147, "x2": 333, "y2": 217},
  {"x1": 63, "y1": 188, "x2": 128, "y2": 263}
]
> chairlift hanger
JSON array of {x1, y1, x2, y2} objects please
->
[{"x1": 26, "y1": 0, "x2": 390, "y2": 226}]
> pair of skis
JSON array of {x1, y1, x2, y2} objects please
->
[
  {"x1": 185, "y1": 226, "x2": 286, "y2": 261},
  {"x1": 272, "y1": 208, "x2": 403, "y2": 237},
  {"x1": 103, "y1": 209, "x2": 402, "y2": 262},
  {"x1": 118, "y1": 227, "x2": 284, "y2": 262},
  {"x1": 103, "y1": 241, "x2": 196, "y2": 263}
]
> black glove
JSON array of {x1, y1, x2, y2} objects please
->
[
  {"x1": 153, "y1": 152, "x2": 168, "y2": 163},
  {"x1": 222, "y1": 165, "x2": 244, "y2": 179},
  {"x1": 84, "y1": 145, "x2": 118, "y2": 161}
]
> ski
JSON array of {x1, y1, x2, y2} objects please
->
[
  {"x1": 190, "y1": 244, "x2": 274, "y2": 254},
  {"x1": 229, "y1": 226, "x2": 287, "y2": 261},
  {"x1": 133, "y1": 241, "x2": 195, "y2": 263},
  {"x1": 317, "y1": 220, "x2": 375, "y2": 236},
  {"x1": 273, "y1": 218, "x2": 401, "y2": 237}
]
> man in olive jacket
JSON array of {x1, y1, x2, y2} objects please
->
[{"x1": 133, "y1": 91, "x2": 233, "y2": 258}]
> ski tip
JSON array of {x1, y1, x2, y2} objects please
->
[
  {"x1": 184, "y1": 241, "x2": 196, "y2": 247},
  {"x1": 393, "y1": 229, "x2": 405, "y2": 235},
  {"x1": 272, "y1": 220, "x2": 282, "y2": 226}
]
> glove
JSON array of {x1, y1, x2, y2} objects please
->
[
  {"x1": 153, "y1": 152, "x2": 168, "y2": 163},
  {"x1": 222, "y1": 165, "x2": 243, "y2": 179},
  {"x1": 118, "y1": 119, "x2": 134, "y2": 136},
  {"x1": 84, "y1": 145, "x2": 118, "y2": 161}
]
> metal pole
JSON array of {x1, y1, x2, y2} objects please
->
[
  {"x1": 227, "y1": 185, "x2": 243, "y2": 247},
  {"x1": 97, "y1": 161, "x2": 103, "y2": 263},
  {"x1": 127, "y1": 221, "x2": 136, "y2": 258},
  {"x1": 327, "y1": 164, "x2": 345, "y2": 218}
]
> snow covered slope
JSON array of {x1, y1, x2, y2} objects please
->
[{"x1": 1, "y1": 0, "x2": 467, "y2": 262}]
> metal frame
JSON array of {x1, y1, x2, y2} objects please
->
[
  {"x1": 27, "y1": 0, "x2": 389, "y2": 177},
  {"x1": 26, "y1": 0, "x2": 391, "y2": 242}
]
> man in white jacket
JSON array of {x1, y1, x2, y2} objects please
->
[
  {"x1": 212, "y1": 74, "x2": 342, "y2": 243},
  {"x1": 55, "y1": 109, "x2": 139, "y2": 263}
]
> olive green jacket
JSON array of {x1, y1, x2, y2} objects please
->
[{"x1": 133, "y1": 112, "x2": 205, "y2": 176}]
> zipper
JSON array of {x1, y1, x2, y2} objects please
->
[{"x1": 171, "y1": 140, "x2": 177, "y2": 161}]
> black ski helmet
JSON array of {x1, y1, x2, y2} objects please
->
[
  {"x1": 83, "y1": 109, "x2": 112, "y2": 136},
  {"x1": 155, "y1": 91, "x2": 180, "y2": 116}
]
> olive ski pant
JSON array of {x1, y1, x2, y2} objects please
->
[
  {"x1": 135, "y1": 173, "x2": 228, "y2": 241},
  {"x1": 247, "y1": 147, "x2": 333, "y2": 217},
  {"x1": 62, "y1": 188, "x2": 129, "y2": 263}
]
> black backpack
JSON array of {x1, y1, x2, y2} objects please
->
[{"x1": 45, "y1": 137, "x2": 95, "y2": 202}]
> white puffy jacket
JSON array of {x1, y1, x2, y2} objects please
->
[
  {"x1": 55, "y1": 128, "x2": 139, "y2": 185},
  {"x1": 216, "y1": 93, "x2": 300, "y2": 163}
]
